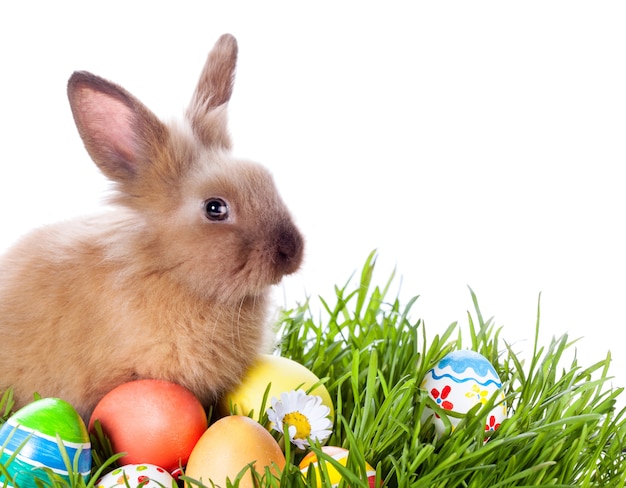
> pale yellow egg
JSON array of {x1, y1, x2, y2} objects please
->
[{"x1": 223, "y1": 354, "x2": 334, "y2": 420}]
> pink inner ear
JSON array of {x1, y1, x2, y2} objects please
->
[{"x1": 78, "y1": 89, "x2": 138, "y2": 166}]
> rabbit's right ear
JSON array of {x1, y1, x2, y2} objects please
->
[
  {"x1": 186, "y1": 33, "x2": 238, "y2": 149},
  {"x1": 67, "y1": 71, "x2": 168, "y2": 194}
]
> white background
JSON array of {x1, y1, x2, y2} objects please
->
[{"x1": 1, "y1": 2, "x2": 625, "y2": 399}]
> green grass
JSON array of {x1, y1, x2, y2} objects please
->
[{"x1": 2, "y1": 250, "x2": 626, "y2": 487}]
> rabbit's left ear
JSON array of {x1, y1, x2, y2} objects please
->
[
  {"x1": 187, "y1": 33, "x2": 238, "y2": 149},
  {"x1": 67, "y1": 71, "x2": 167, "y2": 188}
]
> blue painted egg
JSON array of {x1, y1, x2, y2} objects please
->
[
  {"x1": 0, "y1": 397, "x2": 91, "y2": 488},
  {"x1": 421, "y1": 350, "x2": 507, "y2": 436}
]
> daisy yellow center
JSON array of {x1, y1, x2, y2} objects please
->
[{"x1": 283, "y1": 411, "x2": 311, "y2": 439}]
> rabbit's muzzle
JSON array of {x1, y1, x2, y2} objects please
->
[{"x1": 271, "y1": 221, "x2": 304, "y2": 279}]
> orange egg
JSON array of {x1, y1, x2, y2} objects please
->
[
  {"x1": 184, "y1": 415, "x2": 285, "y2": 488},
  {"x1": 88, "y1": 379, "x2": 208, "y2": 472}
]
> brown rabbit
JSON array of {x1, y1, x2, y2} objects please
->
[{"x1": 0, "y1": 34, "x2": 304, "y2": 421}]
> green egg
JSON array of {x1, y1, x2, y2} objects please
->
[
  {"x1": 0, "y1": 397, "x2": 92, "y2": 488},
  {"x1": 10, "y1": 397, "x2": 89, "y2": 443}
]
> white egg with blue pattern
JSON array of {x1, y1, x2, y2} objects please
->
[{"x1": 421, "y1": 350, "x2": 507, "y2": 436}]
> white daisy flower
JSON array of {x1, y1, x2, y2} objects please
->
[{"x1": 267, "y1": 389, "x2": 333, "y2": 450}]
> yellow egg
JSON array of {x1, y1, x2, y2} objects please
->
[
  {"x1": 299, "y1": 446, "x2": 377, "y2": 488},
  {"x1": 224, "y1": 354, "x2": 334, "y2": 420},
  {"x1": 184, "y1": 415, "x2": 285, "y2": 488}
]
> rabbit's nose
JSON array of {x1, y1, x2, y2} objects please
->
[{"x1": 273, "y1": 223, "x2": 304, "y2": 276}]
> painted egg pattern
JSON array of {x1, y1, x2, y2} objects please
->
[
  {"x1": 421, "y1": 350, "x2": 507, "y2": 435},
  {"x1": 95, "y1": 464, "x2": 177, "y2": 488},
  {"x1": 0, "y1": 398, "x2": 91, "y2": 488}
]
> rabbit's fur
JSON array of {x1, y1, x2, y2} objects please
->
[{"x1": 0, "y1": 34, "x2": 304, "y2": 421}]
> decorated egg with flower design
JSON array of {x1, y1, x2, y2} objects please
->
[
  {"x1": 95, "y1": 464, "x2": 177, "y2": 488},
  {"x1": 421, "y1": 350, "x2": 507, "y2": 436}
]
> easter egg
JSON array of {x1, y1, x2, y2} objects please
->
[
  {"x1": 88, "y1": 379, "x2": 207, "y2": 472},
  {"x1": 421, "y1": 350, "x2": 507, "y2": 436},
  {"x1": 184, "y1": 415, "x2": 285, "y2": 488},
  {"x1": 223, "y1": 354, "x2": 334, "y2": 420},
  {"x1": 0, "y1": 397, "x2": 91, "y2": 488},
  {"x1": 299, "y1": 446, "x2": 377, "y2": 488},
  {"x1": 95, "y1": 464, "x2": 176, "y2": 488}
]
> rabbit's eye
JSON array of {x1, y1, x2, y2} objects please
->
[{"x1": 204, "y1": 198, "x2": 230, "y2": 221}]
